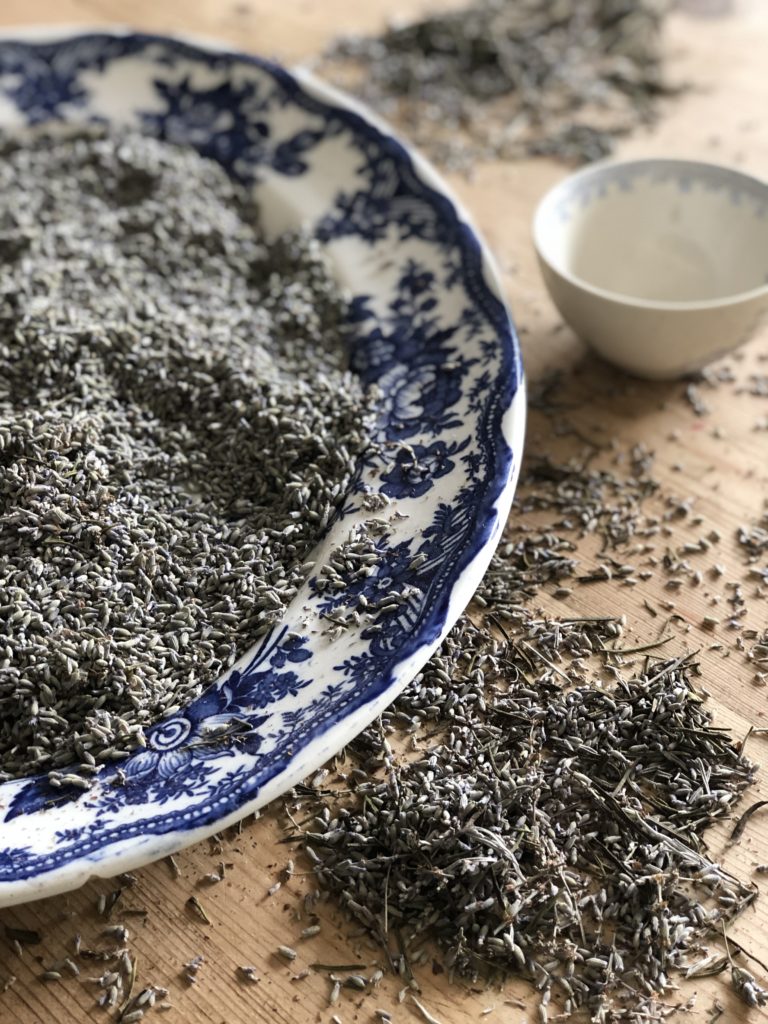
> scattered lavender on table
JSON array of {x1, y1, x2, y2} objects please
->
[
  {"x1": 321, "y1": 0, "x2": 677, "y2": 171},
  {"x1": 295, "y1": 614, "x2": 755, "y2": 1020},
  {"x1": 237, "y1": 965, "x2": 260, "y2": 983},
  {"x1": 287, "y1": 421, "x2": 763, "y2": 1021},
  {"x1": 0, "y1": 126, "x2": 379, "y2": 784}
]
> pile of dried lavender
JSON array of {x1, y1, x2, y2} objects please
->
[
  {"x1": 0, "y1": 127, "x2": 377, "y2": 783},
  {"x1": 293, "y1": 440, "x2": 764, "y2": 1021},
  {"x1": 322, "y1": 0, "x2": 676, "y2": 171}
]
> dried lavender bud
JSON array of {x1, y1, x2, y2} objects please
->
[
  {"x1": 344, "y1": 974, "x2": 368, "y2": 990},
  {"x1": 731, "y1": 966, "x2": 768, "y2": 1007}
]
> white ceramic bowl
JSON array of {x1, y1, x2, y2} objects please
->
[{"x1": 533, "y1": 158, "x2": 768, "y2": 379}]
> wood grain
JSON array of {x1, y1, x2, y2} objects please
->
[{"x1": 1, "y1": 2, "x2": 767, "y2": 1022}]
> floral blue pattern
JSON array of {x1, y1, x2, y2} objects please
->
[{"x1": 0, "y1": 30, "x2": 524, "y2": 903}]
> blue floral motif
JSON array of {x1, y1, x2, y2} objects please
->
[
  {"x1": 349, "y1": 261, "x2": 476, "y2": 446},
  {"x1": 0, "y1": 36, "x2": 131, "y2": 121},
  {"x1": 5, "y1": 628, "x2": 306, "y2": 822},
  {"x1": 315, "y1": 135, "x2": 467, "y2": 271},
  {"x1": 379, "y1": 438, "x2": 470, "y2": 499},
  {"x1": 140, "y1": 75, "x2": 273, "y2": 172},
  {"x1": 0, "y1": 31, "x2": 523, "y2": 897},
  {"x1": 5, "y1": 783, "x2": 79, "y2": 822}
]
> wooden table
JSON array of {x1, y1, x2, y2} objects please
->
[{"x1": 1, "y1": 2, "x2": 767, "y2": 1022}]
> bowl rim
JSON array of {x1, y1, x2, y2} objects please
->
[{"x1": 532, "y1": 156, "x2": 768, "y2": 312}]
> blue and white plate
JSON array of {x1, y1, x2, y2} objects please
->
[{"x1": 0, "y1": 28, "x2": 525, "y2": 906}]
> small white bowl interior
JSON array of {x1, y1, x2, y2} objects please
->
[{"x1": 535, "y1": 159, "x2": 768, "y2": 306}]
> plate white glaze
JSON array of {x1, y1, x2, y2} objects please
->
[{"x1": 0, "y1": 28, "x2": 525, "y2": 907}]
